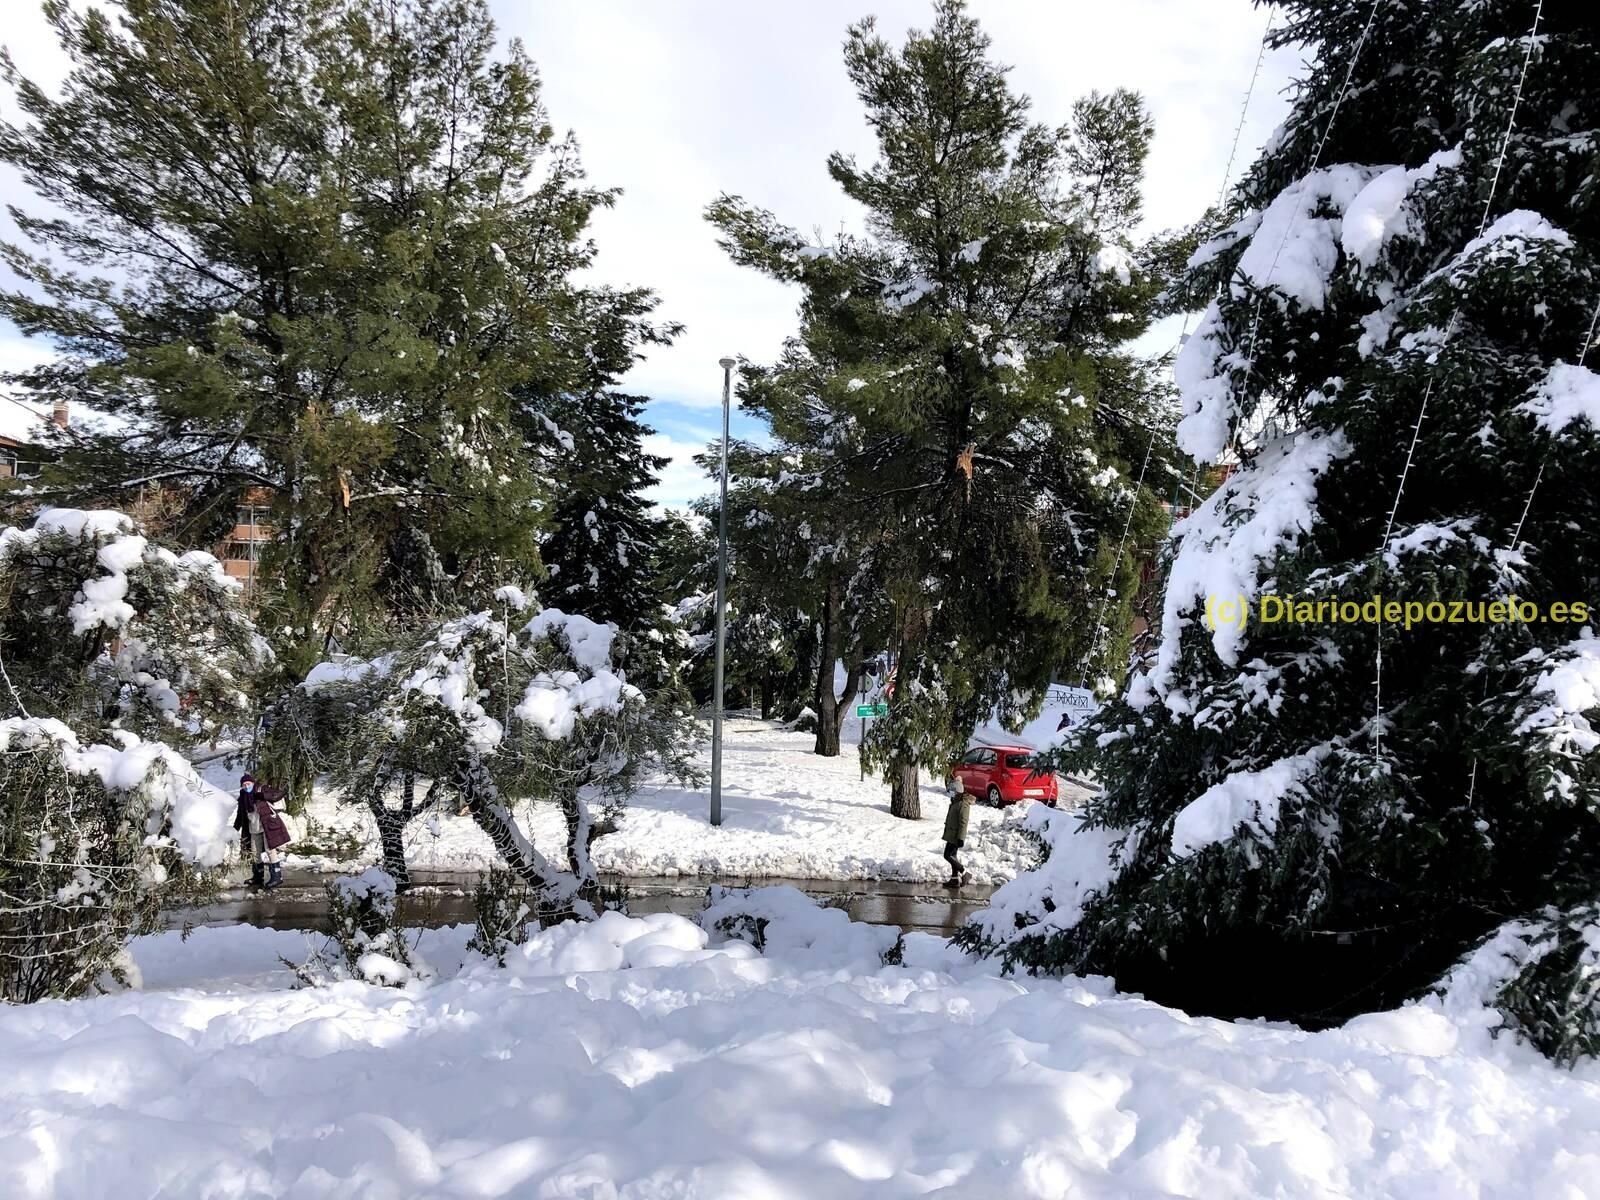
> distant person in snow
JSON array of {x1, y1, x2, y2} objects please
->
[
  {"x1": 942, "y1": 788, "x2": 974, "y2": 888},
  {"x1": 233, "y1": 773, "x2": 260, "y2": 882},
  {"x1": 234, "y1": 773, "x2": 291, "y2": 890}
]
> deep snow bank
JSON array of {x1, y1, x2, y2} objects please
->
[{"x1": 0, "y1": 896, "x2": 1596, "y2": 1198}]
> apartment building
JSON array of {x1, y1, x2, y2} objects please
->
[{"x1": 2, "y1": 397, "x2": 272, "y2": 594}]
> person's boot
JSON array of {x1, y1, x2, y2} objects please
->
[
  {"x1": 943, "y1": 874, "x2": 962, "y2": 890},
  {"x1": 266, "y1": 862, "x2": 283, "y2": 891},
  {"x1": 248, "y1": 862, "x2": 264, "y2": 890}
]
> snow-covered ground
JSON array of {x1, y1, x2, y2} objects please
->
[
  {"x1": 4, "y1": 894, "x2": 1596, "y2": 1199},
  {"x1": 257, "y1": 719, "x2": 1093, "y2": 886}
]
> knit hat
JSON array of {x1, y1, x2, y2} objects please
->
[{"x1": 240, "y1": 773, "x2": 255, "y2": 785}]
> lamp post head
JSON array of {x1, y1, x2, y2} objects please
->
[{"x1": 718, "y1": 357, "x2": 737, "y2": 371}]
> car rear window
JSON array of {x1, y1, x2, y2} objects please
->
[{"x1": 1004, "y1": 753, "x2": 1038, "y2": 769}]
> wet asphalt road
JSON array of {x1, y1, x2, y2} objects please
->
[{"x1": 172, "y1": 868, "x2": 993, "y2": 939}]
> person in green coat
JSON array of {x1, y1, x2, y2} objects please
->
[{"x1": 942, "y1": 788, "x2": 974, "y2": 888}]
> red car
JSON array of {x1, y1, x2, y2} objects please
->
[{"x1": 951, "y1": 744, "x2": 1059, "y2": 806}]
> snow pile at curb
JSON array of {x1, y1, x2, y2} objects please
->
[
  {"x1": 700, "y1": 884, "x2": 901, "y2": 965},
  {"x1": 482, "y1": 908, "x2": 750, "y2": 977}
]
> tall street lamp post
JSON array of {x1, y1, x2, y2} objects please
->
[{"x1": 710, "y1": 356, "x2": 736, "y2": 826}]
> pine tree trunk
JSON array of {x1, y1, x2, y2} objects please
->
[
  {"x1": 889, "y1": 757, "x2": 921, "y2": 820},
  {"x1": 815, "y1": 658, "x2": 863, "y2": 758},
  {"x1": 813, "y1": 579, "x2": 843, "y2": 756},
  {"x1": 886, "y1": 618, "x2": 924, "y2": 819},
  {"x1": 815, "y1": 712, "x2": 841, "y2": 757},
  {"x1": 760, "y1": 671, "x2": 775, "y2": 719}
]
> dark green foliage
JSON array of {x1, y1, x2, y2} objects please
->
[
  {"x1": 466, "y1": 865, "x2": 534, "y2": 966},
  {"x1": 533, "y1": 389, "x2": 672, "y2": 632},
  {"x1": 512, "y1": 262, "x2": 680, "y2": 633},
  {"x1": 0, "y1": 0, "x2": 667, "y2": 677},
  {"x1": 708, "y1": 0, "x2": 1174, "y2": 812},
  {"x1": 1492, "y1": 902, "x2": 1600, "y2": 1068},
  {"x1": 991, "y1": 0, "x2": 1600, "y2": 1057}
]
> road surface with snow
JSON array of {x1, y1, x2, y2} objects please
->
[{"x1": 264, "y1": 719, "x2": 1094, "y2": 886}]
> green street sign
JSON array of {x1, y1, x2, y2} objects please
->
[{"x1": 855, "y1": 703, "x2": 889, "y2": 717}]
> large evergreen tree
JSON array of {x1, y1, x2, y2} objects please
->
[
  {"x1": 532, "y1": 388, "x2": 670, "y2": 631},
  {"x1": 987, "y1": 0, "x2": 1600, "y2": 1054},
  {"x1": 710, "y1": 0, "x2": 1172, "y2": 816},
  {"x1": 0, "y1": 0, "x2": 634, "y2": 675}
]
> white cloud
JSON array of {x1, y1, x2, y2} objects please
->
[
  {"x1": 0, "y1": 1, "x2": 1300, "y2": 492},
  {"x1": 641, "y1": 431, "x2": 714, "y2": 510},
  {"x1": 497, "y1": 0, "x2": 1300, "y2": 405},
  {"x1": 0, "y1": 332, "x2": 58, "y2": 442}
]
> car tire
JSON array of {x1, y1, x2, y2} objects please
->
[{"x1": 987, "y1": 785, "x2": 1002, "y2": 807}]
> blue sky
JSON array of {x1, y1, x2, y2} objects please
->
[{"x1": 0, "y1": 0, "x2": 1300, "y2": 508}]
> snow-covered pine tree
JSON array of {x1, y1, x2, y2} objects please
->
[
  {"x1": 302, "y1": 591, "x2": 697, "y2": 917},
  {"x1": 984, "y1": 0, "x2": 1600, "y2": 1054},
  {"x1": 0, "y1": 509, "x2": 267, "y2": 1000},
  {"x1": 709, "y1": 0, "x2": 1172, "y2": 817}
]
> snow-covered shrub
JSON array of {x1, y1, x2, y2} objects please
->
[
  {"x1": 705, "y1": 892, "x2": 771, "y2": 951},
  {"x1": 1436, "y1": 903, "x2": 1600, "y2": 1069},
  {"x1": 302, "y1": 591, "x2": 698, "y2": 921},
  {"x1": 699, "y1": 885, "x2": 900, "y2": 967},
  {"x1": 466, "y1": 866, "x2": 534, "y2": 966},
  {"x1": 0, "y1": 510, "x2": 265, "y2": 1002},
  {"x1": 295, "y1": 869, "x2": 420, "y2": 988},
  {"x1": 0, "y1": 509, "x2": 265, "y2": 744},
  {"x1": 0, "y1": 724, "x2": 213, "y2": 1000}
]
